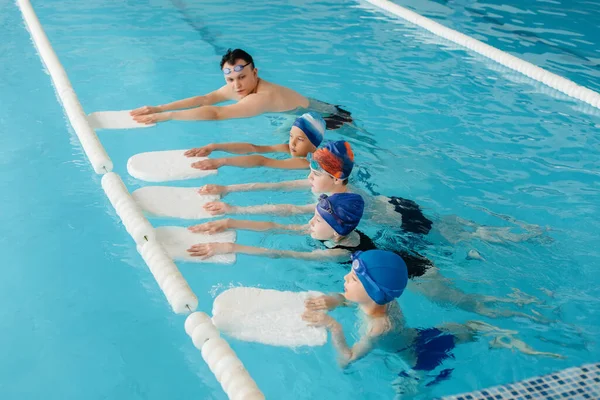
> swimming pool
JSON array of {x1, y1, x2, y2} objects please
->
[{"x1": 2, "y1": 0, "x2": 599, "y2": 399}]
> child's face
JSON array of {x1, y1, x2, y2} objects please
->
[
  {"x1": 308, "y1": 210, "x2": 337, "y2": 240},
  {"x1": 288, "y1": 127, "x2": 315, "y2": 157},
  {"x1": 343, "y1": 270, "x2": 372, "y2": 304},
  {"x1": 308, "y1": 169, "x2": 337, "y2": 194}
]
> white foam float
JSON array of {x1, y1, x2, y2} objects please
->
[
  {"x1": 87, "y1": 110, "x2": 154, "y2": 130},
  {"x1": 128, "y1": 150, "x2": 217, "y2": 182},
  {"x1": 132, "y1": 186, "x2": 219, "y2": 220},
  {"x1": 155, "y1": 226, "x2": 236, "y2": 264},
  {"x1": 212, "y1": 287, "x2": 327, "y2": 347}
]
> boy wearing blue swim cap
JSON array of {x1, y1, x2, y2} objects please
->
[
  {"x1": 302, "y1": 250, "x2": 562, "y2": 386},
  {"x1": 302, "y1": 250, "x2": 409, "y2": 367},
  {"x1": 183, "y1": 112, "x2": 326, "y2": 170}
]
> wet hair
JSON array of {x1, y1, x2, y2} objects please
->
[
  {"x1": 220, "y1": 48, "x2": 255, "y2": 69},
  {"x1": 324, "y1": 106, "x2": 353, "y2": 130}
]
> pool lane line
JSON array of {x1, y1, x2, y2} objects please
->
[
  {"x1": 17, "y1": 0, "x2": 112, "y2": 174},
  {"x1": 17, "y1": 1, "x2": 265, "y2": 398},
  {"x1": 362, "y1": 0, "x2": 600, "y2": 111}
]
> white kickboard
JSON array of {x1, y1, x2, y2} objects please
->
[
  {"x1": 155, "y1": 226, "x2": 236, "y2": 264},
  {"x1": 132, "y1": 186, "x2": 219, "y2": 220},
  {"x1": 127, "y1": 150, "x2": 217, "y2": 182},
  {"x1": 87, "y1": 110, "x2": 154, "y2": 130},
  {"x1": 212, "y1": 287, "x2": 327, "y2": 347}
]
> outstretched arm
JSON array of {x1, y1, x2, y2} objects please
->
[
  {"x1": 203, "y1": 201, "x2": 316, "y2": 216},
  {"x1": 188, "y1": 218, "x2": 307, "y2": 234},
  {"x1": 134, "y1": 93, "x2": 272, "y2": 124},
  {"x1": 199, "y1": 179, "x2": 311, "y2": 196},
  {"x1": 191, "y1": 155, "x2": 309, "y2": 170},
  {"x1": 131, "y1": 87, "x2": 230, "y2": 117},
  {"x1": 185, "y1": 143, "x2": 289, "y2": 158},
  {"x1": 187, "y1": 243, "x2": 349, "y2": 261}
]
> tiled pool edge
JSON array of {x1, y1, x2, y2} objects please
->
[{"x1": 439, "y1": 363, "x2": 600, "y2": 400}]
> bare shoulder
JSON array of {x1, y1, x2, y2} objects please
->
[
  {"x1": 257, "y1": 79, "x2": 309, "y2": 111},
  {"x1": 367, "y1": 315, "x2": 393, "y2": 338}
]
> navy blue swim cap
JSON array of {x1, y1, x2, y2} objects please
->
[{"x1": 316, "y1": 193, "x2": 364, "y2": 236}]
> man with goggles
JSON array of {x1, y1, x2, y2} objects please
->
[{"x1": 131, "y1": 48, "x2": 309, "y2": 124}]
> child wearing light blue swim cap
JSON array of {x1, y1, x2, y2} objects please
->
[
  {"x1": 183, "y1": 112, "x2": 325, "y2": 170},
  {"x1": 302, "y1": 250, "x2": 562, "y2": 389}
]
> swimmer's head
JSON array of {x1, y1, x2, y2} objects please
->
[
  {"x1": 309, "y1": 193, "x2": 364, "y2": 240},
  {"x1": 307, "y1": 141, "x2": 354, "y2": 194},
  {"x1": 344, "y1": 250, "x2": 408, "y2": 305},
  {"x1": 289, "y1": 113, "x2": 325, "y2": 156},
  {"x1": 221, "y1": 48, "x2": 258, "y2": 98}
]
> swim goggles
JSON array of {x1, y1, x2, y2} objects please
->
[
  {"x1": 317, "y1": 194, "x2": 345, "y2": 226},
  {"x1": 222, "y1": 62, "x2": 251, "y2": 75},
  {"x1": 351, "y1": 251, "x2": 404, "y2": 305},
  {"x1": 307, "y1": 153, "x2": 335, "y2": 179}
]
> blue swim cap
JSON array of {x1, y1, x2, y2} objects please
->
[
  {"x1": 351, "y1": 250, "x2": 408, "y2": 305},
  {"x1": 316, "y1": 193, "x2": 364, "y2": 236},
  {"x1": 293, "y1": 112, "x2": 326, "y2": 148}
]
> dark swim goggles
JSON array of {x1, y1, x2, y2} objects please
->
[
  {"x1": 317, "y1": 194, "x2": 345, "y2": 226},
  {"x1": 351, "y1": 251, "x2": 403, "y2": 305},
  {"x1": 222, "y1": 62, "x2": 251, "y2": 75}
]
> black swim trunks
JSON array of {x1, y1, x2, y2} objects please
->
[
  {"x1": 388, "y1": 197, "x2": 433, "y2": 235},
  {"x1": 323, "y1": 106, "x2": 353, "y2": 130}
]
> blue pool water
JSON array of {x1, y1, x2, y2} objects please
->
[{"x1": 1, "y1": 0, "x2": 599, "y2": 399}]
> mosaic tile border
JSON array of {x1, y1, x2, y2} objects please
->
[{"x1": 440, "y1": 363, "x2": 600, "y2": 400}]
